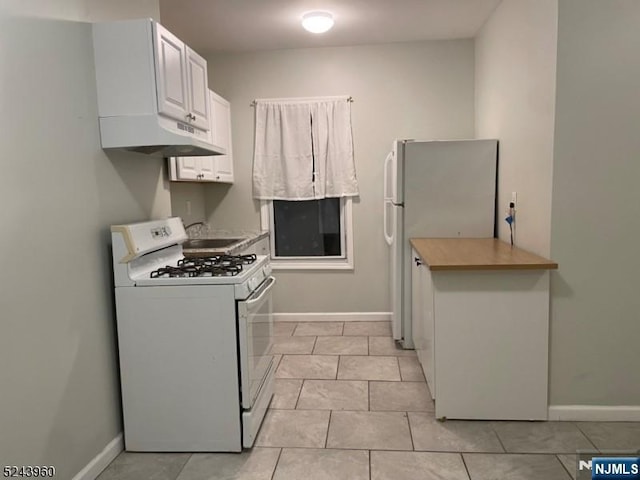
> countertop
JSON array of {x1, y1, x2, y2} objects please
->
[{"x1": 409, "y1": 238, "x2": 558, "y2": 271}]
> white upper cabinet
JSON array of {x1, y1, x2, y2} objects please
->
[
  {"x1": 185, "y1": 47, "x2": 210, "y2": 131},
  {"x1": 153, "y1": 23, "x2": 209, "y2": 131},
  {"x1": 210, "y1": 90, "x2": 234, "y2": 183},
  {"x1": 92, "y1": 18, "x2": 218, "y2": 155},
  {"x1": 154, "y1": 23, "x2": 189, "y2": 123},
  {"x1": 176, "y1": 156, "x2": 200, "y2": 181},
  {"x1": 169, "y1": 89, "x2": 234, "y2": 183}
]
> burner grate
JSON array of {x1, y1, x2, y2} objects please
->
[{"x1": 151, "y1": 254, "x2": 257, "y2": 278}]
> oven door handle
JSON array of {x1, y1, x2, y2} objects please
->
[{"x1": 245, "y1": 276, "x2": 276, "y2": 307}]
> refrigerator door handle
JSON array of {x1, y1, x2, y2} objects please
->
[
  {"x1": 384, "y1": 200, "x2": 394, "y2": 246},
  {"x1": 383, "y1": 150, "x2": 394, "y2": 246},
  {"x1": 383, "y1": 151, "x2": 393, "y2": 200}
]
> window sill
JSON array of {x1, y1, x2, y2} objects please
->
[{"x1": 270, "y1": 259, "x2": 354, "y2": 271}]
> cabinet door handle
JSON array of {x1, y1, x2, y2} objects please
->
[
  {"x1": 192, "y1": 115, "x2": 197, "y2": 121},
  {"x1": 414, "y1": 257, "x2": 422, "y2": 266}
]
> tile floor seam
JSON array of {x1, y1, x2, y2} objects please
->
[
  {"x1": 173, "y1": 453, "x2": 193, "y2": 480},
  {"x1": 340, "y1": 321, "x2": 345, "y2": 336},
  {"x1": 367, "y1": 335, "x2": 370, "y2": 355},
  {"x1": 277, "y1": 353, "x2": 340, "y2": 356},
  {"x1": 368, "y1": 450, "x2": 372, "y2": 480},
  {"x1": 336, "y1": 356, "x2": 341, "y2": 380},
  {"x1": 460, "y1": 453, "x2": 473, "y2": 480},
  {"x1": 406, "y1": 411, "x2": 416, "y2": 451},
  {"x1": 491, "y1": 424, "x2": 508, "y2": 453},
  {"x1": 367, "y1": 380, "x2": 370, "y2": 411},
  {"x1": 273, "y1": 355, "x2": 283, "y2": 371},
  {"x1": 269, "y1": 447, "x2": 284, "y2": 480},
  {"x1": 411, "y1": 447, "x2": 526, "y2": 455},
  {"x1": 325, "y1": 410, "x2": 332, "y2": 449},
  {"x1": 556, "y1": 453, "x2": 575, "y2": 479},
  {"x1": 294, "y1": 380, "x2": 305, "y2": 409},
  {"x1": 573, "y1": 421, "x2": 601, "y2": 452}
]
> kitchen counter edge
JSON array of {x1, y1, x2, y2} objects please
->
[{"x1": 409, "y1": 238, "x2": 558, "y2": 271}]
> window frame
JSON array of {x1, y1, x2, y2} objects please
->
[{"x1": 260, "y1": 197, "x2": 354, "y2": 271}]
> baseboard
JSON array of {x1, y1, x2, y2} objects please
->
[
  {"x1": 72, "y1": 433, "x2": 123, "y2": 480},
  {"x1": 274, "y1": 312, "x2": 391, "y2": 322},
  {"x1": 548, "y1": 405, "x2": 640, "y2": 422}
]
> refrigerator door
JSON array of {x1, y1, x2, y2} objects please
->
[
  {"x1": 400, "y1": 139, "x2": 498, "y2": 348},
  {"x1": 384, "y1": 142, "x2": 404, "y2": 340},
  {"x1": 403, "y1": 139, "x2": 497, "y2": 238}
]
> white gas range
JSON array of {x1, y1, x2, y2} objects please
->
[{"x1": 111, "y1": 217, "x2": 275, "y2": 452}]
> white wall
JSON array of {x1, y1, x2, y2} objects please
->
[
  {"x1": 549, "y1": 0, "x2": 640, "y2": 406},
  {"x1": 0, "y1": 2, "x2": 166, "y2": 478},
  {"x1": 475, "y1": 0, "x2": 558, "y2": 256},
  {"x1": 170, "y1": 182, "x2": 207, "y2": 224},
  {"x1": 0, "y1": 0, "x2": 160, "y2": 22},
  {"x1": 200, "y1": 41, "x2": 475, "y2": 313}
]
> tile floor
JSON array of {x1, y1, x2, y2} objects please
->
[{"x1": 98, "y1": 321, "x2": 640, "y2": 480}]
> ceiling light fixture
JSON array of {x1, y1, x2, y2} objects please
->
[{"x1": 301, "y1": 11, "x2": 334, "y2": 34}]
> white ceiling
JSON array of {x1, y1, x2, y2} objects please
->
[{"x1": 159, "y1": 0, "x2": 502, "y2": 54}]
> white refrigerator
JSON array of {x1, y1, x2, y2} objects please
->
[{"x1": 383, "y1": 139, "x2": 498, "y2": 348}]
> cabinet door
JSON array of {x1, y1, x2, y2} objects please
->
[
  {"x1": 186, "y1": 46, "x2": 210, "y2": 131},
  {"x1": 198, "y1": 157, "x2": 216, "y2": 181},
  {"x1": 153, "y1": 23, "x2": 189, "y2": 123},
  {"x1": 210, "y1": 91, "x2": 234, "y2": 183},
  {"x1": 411, "y1": 249, "x2": 425, "y2": 363},
  {"x1": 176, "y1": 156, "x2": 200, "y2": 180},
  {"x1": 422, "y1": 265, "x2": 436, "y2": 399}
]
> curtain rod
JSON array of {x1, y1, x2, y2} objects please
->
[{"x1": 250, "y1": 96, "x2": 353, "y2": 107}]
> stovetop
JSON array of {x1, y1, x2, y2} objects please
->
[
  {"x1": 150, "y1": 254, "x2": 257, "y2": 279},
  {"x1": 111, "y1": 219, "x2": 270, "y2": 292}
]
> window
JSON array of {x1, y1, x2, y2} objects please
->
[{"x1": 260, "y1": 197, "x2": 354, "y2": 270}]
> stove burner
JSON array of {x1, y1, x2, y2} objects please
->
[
  {"x1": 151, "y1": 254, "x2": 257, "y2": 278},
  {"x1": 150, "y1": 265, "x2": 198, "y2": 278},
  {"x1": 218, "y1": 254, "x2": 257, "y2": 265},
  {"x1": 198, "y1": 264, "x2": 243, "y2": 277}
]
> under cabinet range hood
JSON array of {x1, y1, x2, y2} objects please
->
[
  {"x1": 98, "y1": 113, "x2": 226, "y2": 157},
  {"x1": 92, "y1": 18, "x2": 226, "y2": 157}
]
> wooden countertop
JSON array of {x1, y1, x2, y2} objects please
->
[{"x1": 410, "y1": 238, "x2": 558, "y2": 271}]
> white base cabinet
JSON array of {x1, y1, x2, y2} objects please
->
[
  {"x1": 169, "y1": 90, "x2": 234, "y2": 183},
  {"x1": 410, "y1": 238, "x2": 555, "y2": 421},
  {"x1": 432, "y1": 270, "x2": 550, "y2": 420}
]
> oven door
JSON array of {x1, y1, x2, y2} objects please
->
[{"x1": 237, "y1": 276, "x2": 275, "y2": 410}]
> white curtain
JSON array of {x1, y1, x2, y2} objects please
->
[{"x1": 253, "y1": 97, "x2": 359, "y2": 200}]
